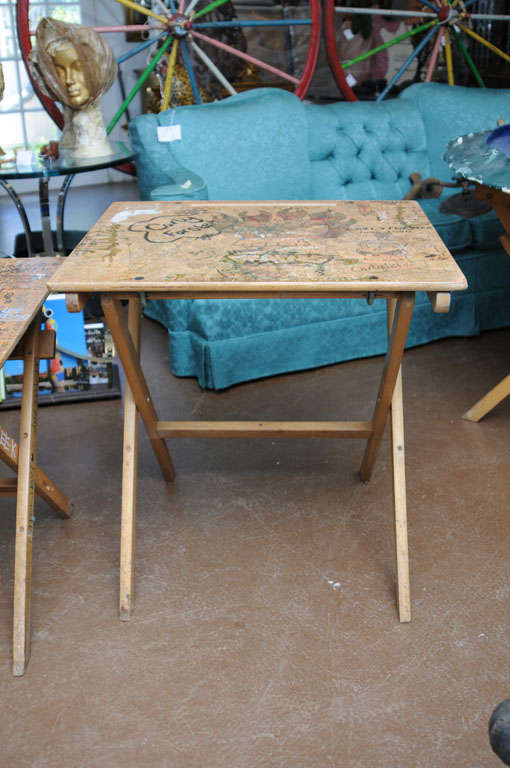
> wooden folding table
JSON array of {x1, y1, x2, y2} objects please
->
[
  {"x1": 0, "y1": 258, "x2": 71, "y2": 675},
  {"x1": 50, "y1": 200, "x2": 467, "y2": 624}
]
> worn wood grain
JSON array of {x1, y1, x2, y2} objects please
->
[
  {"x1": 49, "y1": 201, "x2": 467, "y2": 294},
  {"x1": 0, "y1": 425, "x2": 71, "y2": 518},
  {"x1": 120, "y1": 298, "x2": 140, "y2": 621},
  {"x1": 387, "y1": 299, "x2": 411, "y2": 624},
  {"x1": 360, "y1": 294, "x2": 415, "y2": 482},
  {"x1": 156, "y1": 421, "x2": 373, "y2": 439},
  {"x1": 12, "y1": 318, "x2": 39, "y2": 676},
  {"x1": 0, "y1": 258, "x2": 62, "y2": 368}
]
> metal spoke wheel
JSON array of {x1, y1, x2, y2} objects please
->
[
  {"x1": 17, "y1": 0, "x2": 321, "y2": 143},
  {"x1": 324, "y1": 0, "x2": 510, "y2": 101}
]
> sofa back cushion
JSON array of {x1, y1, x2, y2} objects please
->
[
  {"x1": 130, "y1": 88, "x2": 313, "y2": 201},
  {"x1": 401, "y1": 82, "x2": 510, "y2": 179},
  {"x1": 305, "y1": 98, "x2": 430, "y2": 200}
]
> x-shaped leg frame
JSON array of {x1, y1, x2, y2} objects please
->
[
  {"x1": 2, "y1": 319, "x2": 72, "y2": 676},
  {"x1": 101, "y1": 292, "x2": 415, "y2": 624}
]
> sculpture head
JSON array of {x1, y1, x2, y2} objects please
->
[
  {"x1": 47, "y1": 38, "x2": 90, "y2": 108},
  {"x1": 29, "y1": 18, "x2": 116, "y2": 111}
]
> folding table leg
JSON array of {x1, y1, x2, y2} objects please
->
[
  {"x1": 360, "y1": 294, "x2": 415, "y2": 482},
  {"x1": 101, "y1": 295, "x2": 175, "y2": 483},
  {"x1": 360, "y1": 294, "x2": 414, "y2": 622},
  {"x1": 0, "y1": 426, "x2": 71, "y2": 519},
  {"x1": 463, "y1": 374, "x2": 510, "y2": 423},
  {"x1": 120, "y1": 298, "x2": 140, "y2": 621},
  {"x1": 12, "y1": 319, "x2": 40, "y2": 676},
  {"x1": 387, "y1": 299, "x2": 411, "y2": 624}
]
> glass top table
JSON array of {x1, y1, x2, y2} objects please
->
[
  {"x1": 0, "y1": 141, "x2": 134, "y2": 257},
  {"x1": 443, "y1": 129, "x2": 510, "y2": 193},
  {"x1": 444, "y1": 128, "x2": 510, "y2": 424}
]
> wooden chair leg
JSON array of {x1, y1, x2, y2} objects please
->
[
  {"x1": 463, "y1": 374, "x2": 510, "y2": 423},
  {"x1": 12, "y1": 319, "x2": 40, "y2": 676},
  {"x1": 120, "y1": 298, "x2": 140, "y2": 621},
  {"x1": 387, "y1": 300, "x2": 411, "y2": 623}
]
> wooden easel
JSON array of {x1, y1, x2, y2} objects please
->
[
  {"x1": 50, "y1": 200, "x2": 467, "y2": 624},
  {"x1": 0, "y1": 259, "x2": 71, "y2": 676}
]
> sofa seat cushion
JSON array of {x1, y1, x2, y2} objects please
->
[{"x1": 186, "y1": 296, "x2": 393, "y2": 341}]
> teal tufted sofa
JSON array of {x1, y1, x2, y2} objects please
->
[{"x1": 129, "y1": 83, "x2": 510, "y2": 390}]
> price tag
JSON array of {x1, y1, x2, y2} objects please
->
[
  {"x1": 346, "y1": 73, "x2": 357, "y2": 87},
  {"x1": 157, "y1": 125, "x2": 182, "y2": 142}
]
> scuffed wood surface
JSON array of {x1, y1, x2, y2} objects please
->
[
  {"x1": 0, "y1": 258, "x2": 61, "y2": 368},
  {"x1": 49, "y1": 201, "x2": 467, "y2": 294}
]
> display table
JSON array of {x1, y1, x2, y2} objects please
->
[
  {"x1": 0, "y1": 258, "x2": 71, "y2": 676},
  {"x1": 444, "y1": 130, "x2": 510, "y2": 421},
  {"x1": 0, "y1": 142, "x2": 133, "y2": 257},
  {"x1": 50, "y1": 200, "x2": 467, "y2": 625}
]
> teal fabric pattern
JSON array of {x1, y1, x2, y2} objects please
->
[
  {"x1": 131, "y1": 84, "x2": 510, "y2": 390},
  {"x1": 305, "y1": 98, "x2": 430, "y2": 201}
]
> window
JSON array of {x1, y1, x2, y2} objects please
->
[{"x1": 0, "y1": 0, "x2": 81, "y2": 151}]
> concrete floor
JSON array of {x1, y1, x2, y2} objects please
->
[
  {"x1": 0, "y1": 182, "x2": 509, "y2": 766},
  {"x1": 0, "y1": 315, "x2": 509, "y2": 767}
]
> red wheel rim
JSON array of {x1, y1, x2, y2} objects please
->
[
  {"x1": 323, "y1": 0, "x2": 358, "y2": 101},
  {"x1": 17, "y1": 0, "x2": 65, "y2": 128},
  {"x1": 17, "y1": 0, "x2": 322, "y2": 177},
  {"x1": 294, "y1": 0, "x2": 321, "y2": 100}
]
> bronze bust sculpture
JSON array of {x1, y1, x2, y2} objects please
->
[{"x1": 29, "y1": 19, "x2": 117, "y2": 159}]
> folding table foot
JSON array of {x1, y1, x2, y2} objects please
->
[
  {"x1": 120, "y1": 298, "x2": 140, "y2": 621},
  {"x1": 463, "y1": 374, "x2": 510, "y2": 423},
  {"x1": 12, "y1": 320, "x2": 40, "y2": 676}
]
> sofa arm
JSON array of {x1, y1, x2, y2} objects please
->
[{"x1": 150, "y1": 168, "x2": 208, "y2": 201}]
